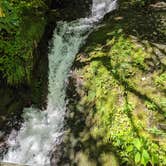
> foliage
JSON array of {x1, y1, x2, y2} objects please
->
[
  {"x1": 74, "y1": 24, "x2": 166, "y2": 165},
  {"x1": 154, "y1": 73, "x2": 166, "y2": 88},
  {"x1": 0, "y1": 0, "x2": 47, "y2": 85}
]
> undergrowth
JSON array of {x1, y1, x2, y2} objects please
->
[
  {"x1": 75, "y1": 26, "x2": 166, "y2": 165},
  {"x1": 0, "y1": 0, "x2": 47, "y2": 85}
]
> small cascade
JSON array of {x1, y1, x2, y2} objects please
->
[{"x1": 2, "y1": 0, "x2": 117, "y2": 165}]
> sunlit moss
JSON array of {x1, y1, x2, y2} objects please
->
[{"x1": 74, "y1": 24, "x2": 166, "y2": 165}]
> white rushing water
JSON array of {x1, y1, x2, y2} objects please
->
[{"x1": 2, "y1": 0, "x2": 117, "y2": 165}]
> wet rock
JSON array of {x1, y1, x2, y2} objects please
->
[
  {"x1": 49, "y1": 0, "x2": 92, "y2": 22},
  {"x1": 0, "y1": 87, "x2": 26, "y2": 131}
]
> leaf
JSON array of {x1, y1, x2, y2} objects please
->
[
  {"x1": 151, "y1": 154, "x2": 159, "y2": 164},
  {"x1": 126, "y1": 145, "x2": 133, "y2": 152},
  {"x1": 141, "y1": 149, "x2": 150, "y2": 166},
  {"x1": 133, "y1": 138, "x2": 142, "y2": 150},
  {"x1": 135, "y1": 152, "x2": 141, "y2": 163}
]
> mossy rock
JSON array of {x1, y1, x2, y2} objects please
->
[{"x1": 64, "y1": 1, "x2": 166, "y2": 165}]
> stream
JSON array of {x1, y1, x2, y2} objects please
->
[{"x1": 1, "y1": 0, "x2": 117, "y2": 165}]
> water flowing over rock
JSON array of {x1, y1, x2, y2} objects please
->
[{"x1": 1, "y1": 0, "x2": 117, "y2": 165}]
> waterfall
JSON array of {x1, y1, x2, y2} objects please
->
[{"x1": 2, "y1": 0, "x2": 117, "y2": 165}]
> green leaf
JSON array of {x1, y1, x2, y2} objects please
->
[
  {"x1": 133, "y1": 138, "x2": 142, "y2": 150},
  {"x1": 135, "y1": 152, "x2": 141, "y2": 163},
  {"x1": 152, "y1": 154, "x2": 159, "y2": 164},
  {"x1": 141, "y1": 150, "x2": 150, "y2": 166},
  {"x1": 126, "y1": 145, "x2": 133, "y2": 152}
]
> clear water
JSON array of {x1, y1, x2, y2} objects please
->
[{"x1": 2, "y1": 0, "x2": 117, "y2": 165}]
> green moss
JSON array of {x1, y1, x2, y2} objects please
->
[
  {"x1": 0, "y1": 0, "x2": 47, "y2": 85},
  {"x1": 72, "y1": 14, "x2": 166, "y2": 164},
  {"x1": 154, "y1": 73, "x2": 166, "y2": 89}
]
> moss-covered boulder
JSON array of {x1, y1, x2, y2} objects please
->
[{"x1": 63, "y1": 1, "x2": 166, "y2": 165}]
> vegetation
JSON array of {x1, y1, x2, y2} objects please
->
[
  {"x1": 0, "y1": 0, "x2": 47, "y2": 85},
  {"x1": 0, "y1": 0, "x2": 165, "y2": 165},
  {"x1": 67, "y1": 3, "x2": 166, "y2": 165}
]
